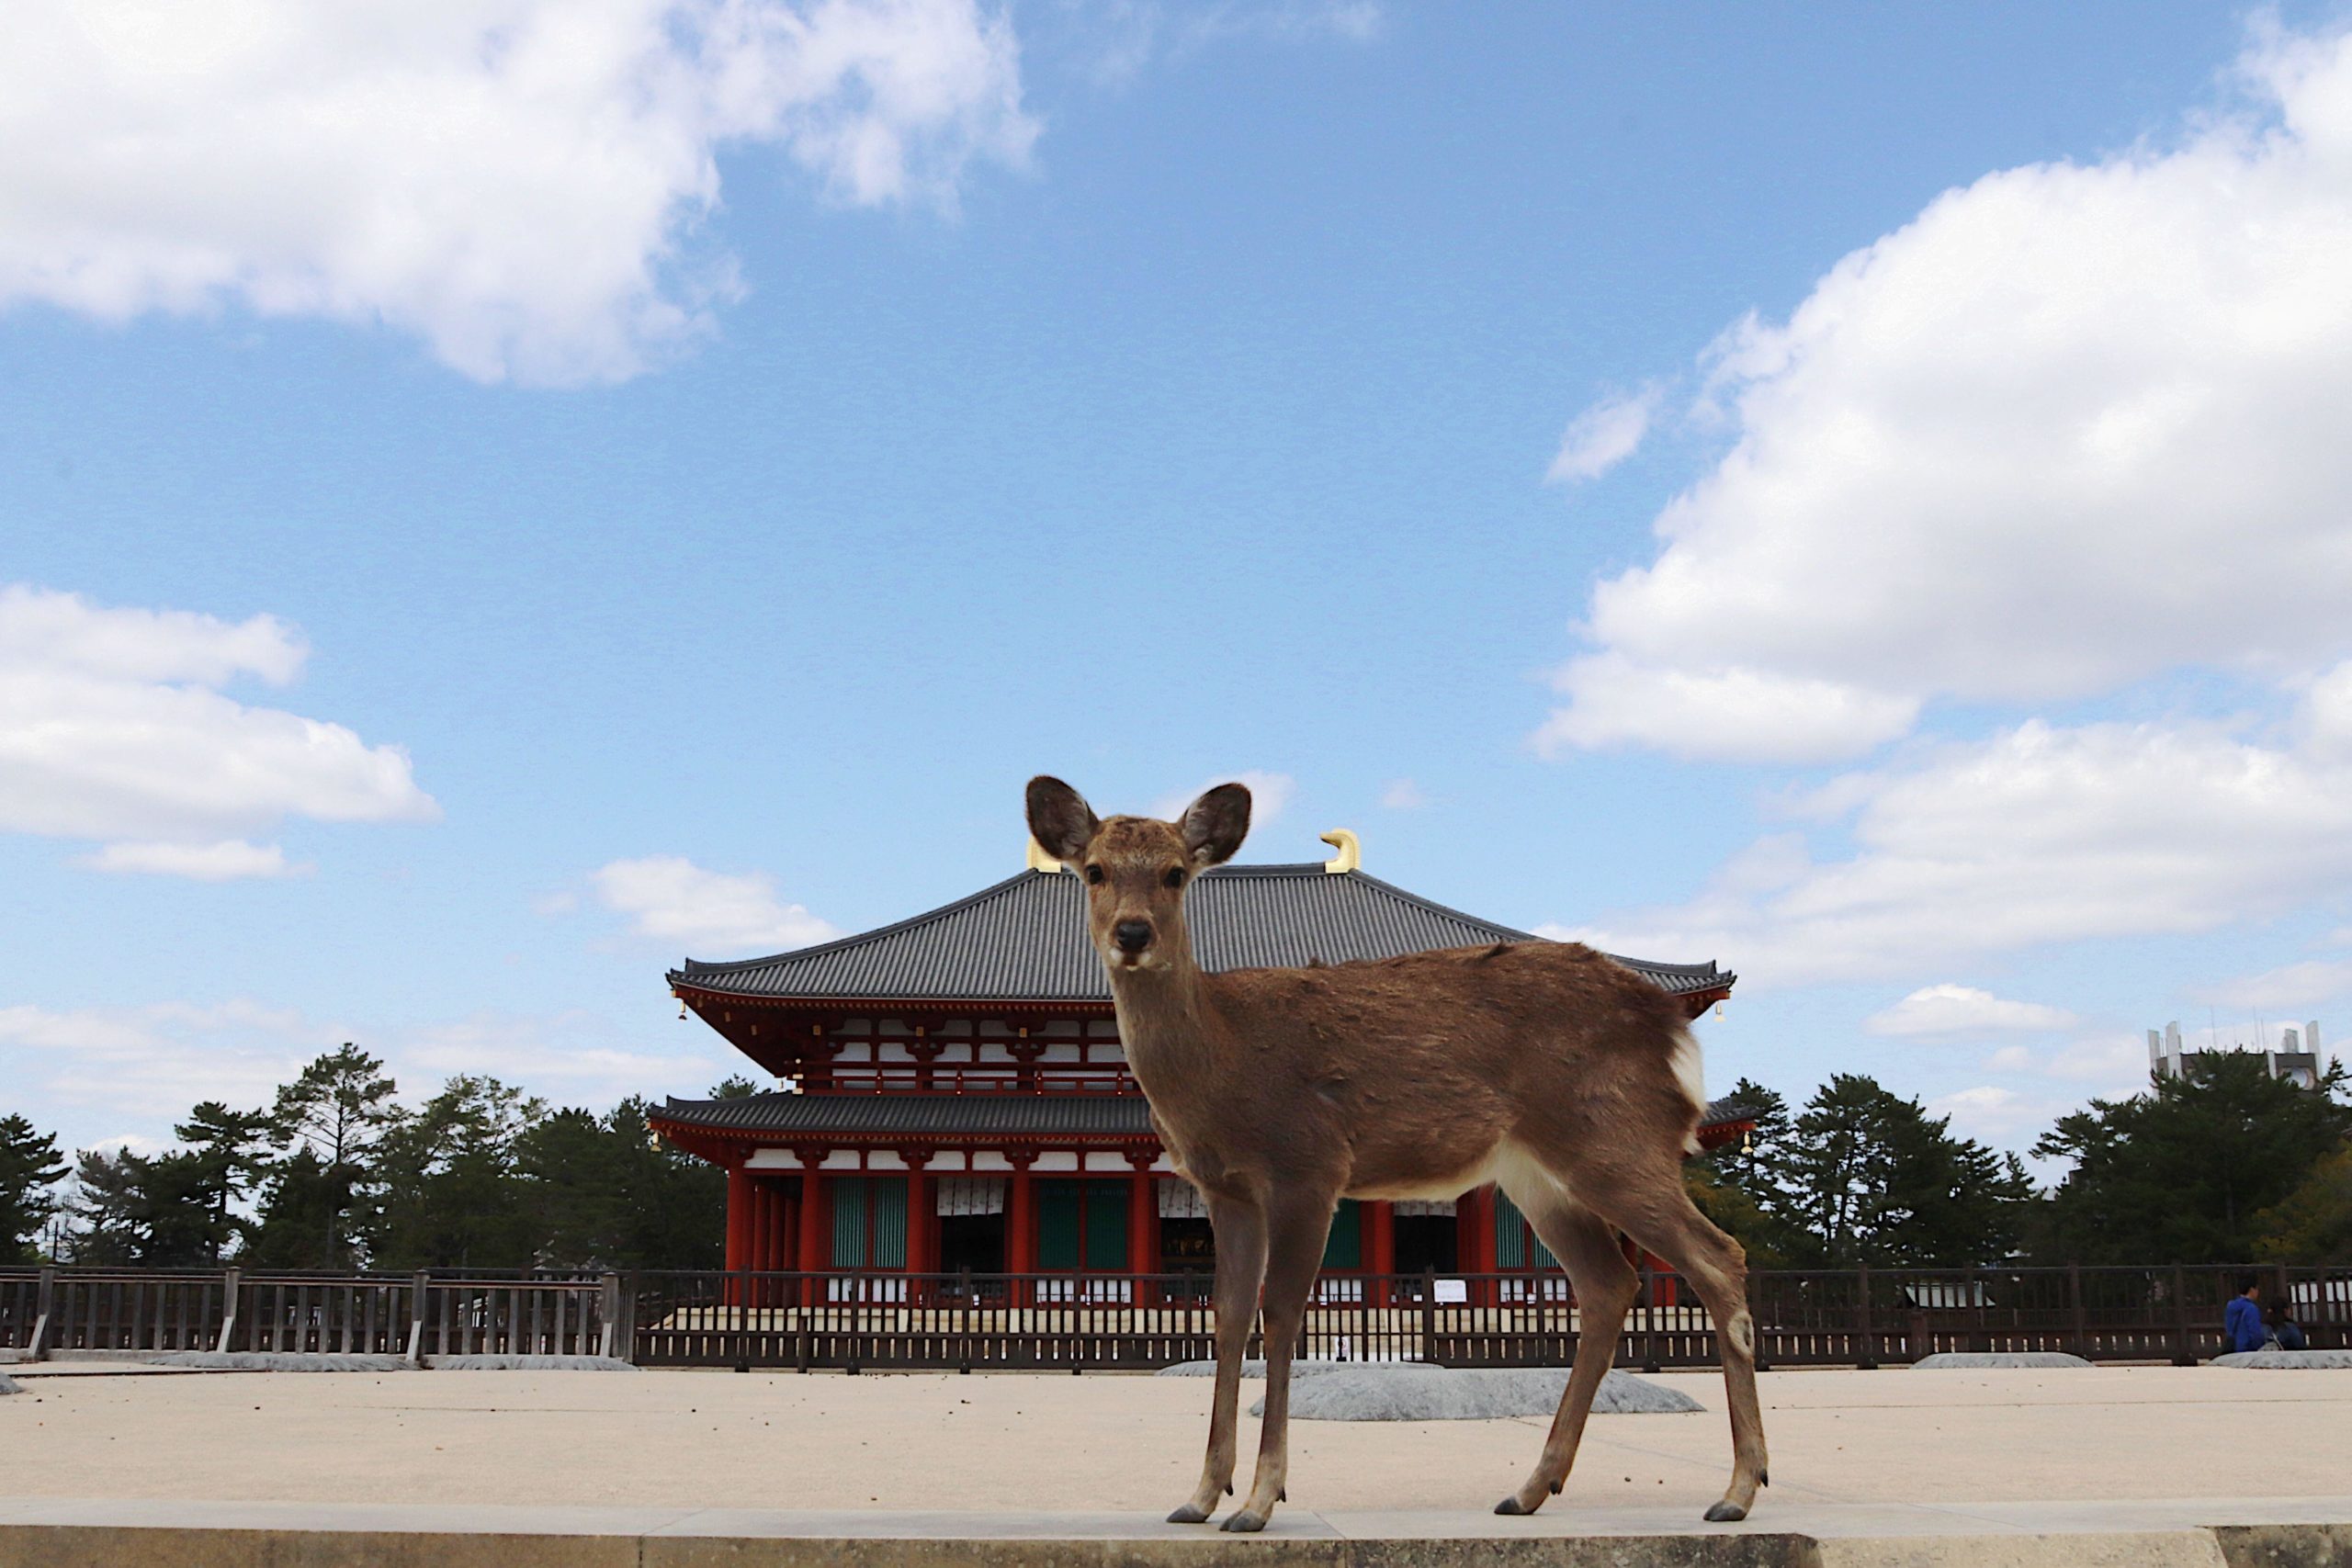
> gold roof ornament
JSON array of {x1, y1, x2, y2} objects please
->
[
  {"x1": 1319, "y1": 829, "x2": 1361, "y2": 874},
  {"x1": 1025, "y1": 837, "x2": 1065, "y2": 874}
]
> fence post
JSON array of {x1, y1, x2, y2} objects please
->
[
  {"x1": 28, "y1": 1268, "x2": 55, "y2": 1361},
  {"x1": 407, "y1": 1271, "x2": 429, "y2": 1364},
  {"x1": 733, "y1": 1264, "x2": 752, "y2": 1374},
  {"x1": 213, "y1": 1268, "x2": 239, "y2": 1353},
  {"x1": 598, "y1": 1272, "x2": 622, "y2": 1359},
  {"x1": 1420, "y1": 1269, "x2": 1437, "y2": 1367},
  {"x1": 2068, "y1": 1263, "x2": 2088, "y2": 1360},
  {"x1": 1856, "y1": 1265, "x2": 1876, "y2": 1370},
  {"x1": 2170, "y1": 1263, "x2": 2193, "y2": 1365},
  {"x1": 1639, "y1": 1260, "x2": 1660, "y2": 1372}
]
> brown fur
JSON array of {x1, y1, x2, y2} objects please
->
[{"x1": 1026, "y1": 777, "x2": 1769, "y2": 1532}]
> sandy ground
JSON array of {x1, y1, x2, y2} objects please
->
[{"x1": 5, "y1": 1363, "x2": 2348, "y2": 1518}]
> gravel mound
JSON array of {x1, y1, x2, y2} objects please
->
[
  {"x1": 427, "y1": 1354, "x2": 637, "y2": 1371},
  {"x1": 1155, "y1": 1359, "x2": 1444, "y2": 1380},
  {"x1": 148, "y1": 1351, "x2": 413, "y2": 1372},
  {"x1": 1237, "y1": 1363, "x2": 1700, "y2": 1421},
  {"x1": 2212, "y1": 1349, "x2": 2352, "y2": 1369},
  {"x1": 1913, "y1": 1352, "x2": 2091, "y2": 1369}
]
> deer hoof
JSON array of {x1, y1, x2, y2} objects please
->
[
  {"x1": 1703, "y1": 1501, "x2": 1748, "y2": 1523},
  {"x1": 1221, "y1": 1511, "x2": 1268, "y2": 1533},
  {"x1": 1493, "y1": 1496, "x2": 1532, "y2": 1517},
  {"x1": 1166, "y1": 1506, "x2": 1211, "y2": 1525}
]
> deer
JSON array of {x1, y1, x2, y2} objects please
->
[{"x1": 1025, "y1": 775, "x2": 1767, "y2": 1533}]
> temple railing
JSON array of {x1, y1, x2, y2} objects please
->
[
  {"x1": 7, "y1": 1262, "x2": 2346, "y2": 1371},
  {"x1": 0, "y1": 1268, "x2": 617, "y2": 1361}
]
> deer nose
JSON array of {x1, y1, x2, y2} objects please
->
[{"x1": 1114, "y1": 919, "x2": 1154, "y2": 954}]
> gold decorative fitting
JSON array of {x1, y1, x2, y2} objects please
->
[
  {"x1": 1742, "y1": 1131, "x2": 1754, "y2": 1154},
  {"x1": 1025, "y1": 837, "x2": 1064, "y2": 874},
  {"x1": 1714, "y1": 1001, "x2": 1725, "y2": 1019},
  {"x1": 1319, "y1": 829, "x2": 1361, "y2": 874},
  {"x1": 677, "y1": 1001, "x2": 687, "y2": 1021}
]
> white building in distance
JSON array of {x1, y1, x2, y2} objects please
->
[{"x1": 2146, "y1": 1020, "x2": 2323, "y2": 1089}]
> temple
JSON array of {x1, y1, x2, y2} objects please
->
[{"x1": 651, "y1": 837, "x2": 1746, "y2": 1290}]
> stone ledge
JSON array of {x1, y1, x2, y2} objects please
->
[{"x1": 1, "y1": 1500, "x2": 2349, "y2": 1568}]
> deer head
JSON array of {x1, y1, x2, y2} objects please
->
[{"x1": 1026, "y1": 776, "x2": 1250, "y2": 972}]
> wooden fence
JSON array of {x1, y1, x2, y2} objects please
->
[
  {"x1": 0, "y1": 1268, "x2": 617, "y2": 1360},
  {"x1": 6, "y1": 1262, "x2": 2346, "y2": 1371}
]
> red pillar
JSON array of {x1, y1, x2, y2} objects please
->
[
  {"x1": 797, "y1": 1165, "x2": 829, "y2": 1274},
  {"x1": 905, "y1": 1168, "x2": 932, "y2": 1279},
  {"x1": 1459, "y1": 1187, "x2": 1497, "y2": 1305},
  {"x1": 726, "y1": 1161, "x2": 752, "y2": 1271},
  {"x1": 1364, "y1": 1200, "x2": 1396, "y2": 1306},
  {"x1": 1127, "y1": 1168, "x2": 1157, "y2": 1295},
  {"x1": 752, "y1": 1177, "x2": 777, "y2": 1304},
  {"x1": 1006, "y1": 1159, "x2": 1035, "y2": 1302},
  {"x1": 725, "y1": 1161, "x2": 752, "y2": 1306}
]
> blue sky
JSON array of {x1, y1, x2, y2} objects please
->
[{"x1": 6, "y1": 0, "x2": 2352, "y2": 1162}]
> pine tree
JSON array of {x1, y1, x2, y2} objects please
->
[
  {"x1": 173, "y1": 1101, "x2": 274, "y2": 1263},
  {"x1": 370, "y1": 1076, "x2": 547, "y2": 1269},
  {"x1": 268, "y1": 1044, "x2": 399, "y2": 1266},
  {"x1": 1780, "y1": 1074, "x2": 2035, "y2": 1267},
  {"x1": 2036, "y1": 1055, "x2": 2351, "y2": 1264},
  {"x1": 0, "y1": 1114, "x2": 68, "y2": 1261}
]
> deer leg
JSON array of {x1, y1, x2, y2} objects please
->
[
  {"x1": 1221, "y1": 1186, "x2": 1335, "y2": 1533},
  {"x1": 1606, "y1": 1171, "x2": 1770, "y2": 1523},
  {"x1": 1493, "y1": 1191, "x2": 1638, "y2": 1516},
  {"x1": 1169, "y1": 1197, "x2": 1267, "y2": 1525}
]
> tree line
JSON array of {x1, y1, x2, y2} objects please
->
[
  {"x1": 5, "y1": 1046, "x2": 2349, "y2": 1271},
  {"x1": 1, "y1": 1045, "x2": 752, "y2": 1270},
  {"x1": 1691, "y1": 1055, "x2": 2352, "y2": 1268}
]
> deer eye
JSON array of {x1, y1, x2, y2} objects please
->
[
  {"x1": 1163, "y1": 866, "x2": 1185, "y2": 889},
  {"x1": 1084, "y1": 864, "x2": 1105, "y2": 886}
]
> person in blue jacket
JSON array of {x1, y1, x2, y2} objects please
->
[{"x1": 2223, "y1": 1276, "x2": 2267, "y2": 1353}]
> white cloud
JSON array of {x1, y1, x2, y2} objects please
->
[
  {"x1": 0, "y1": 0, "x2": 1035, "y2": 385},
  {"x1": 1926, "y1": 1085, "x2": 2067, "y2": 1142},
  {"x1": 1986, "y1": 1044, "x2": 2032, "y2": 1073},
  {"x1": 590, "y1": 854, "x2": 839, "y2": 954},
  {"x1": 1539, "y1": 23, "x2": 2352, "y2": 762},
  {"x1": 401, "y1": 1010, "x2": 711, "y2": 1089},
  {"x1": 1151, "y1": 770, "x2": 1297, "y2": 829},
  {"x1": 1556, "y1": 708, "x2": 2352, "y2": 985},
  {"x1": 79, "y1": 1132, "x2": 167, "y2": 1157},
  {"x1": 1068, "y1": 0, "x2": 1381, "y2": 85},
  {"x1": 1, "y1": 998, "x2": 724, "y2": 1151},
  {"x1": 0, "y1": 999, "x2": 327, "y2": 1121},
  {"x1": 0, "y1": 585, "x2": 437, "y2": 858},
  {"x1": 1865, "y1": 984, "x2": 2075, "y2": 1037},
  {"x1": 1534, "y1": 653, "x2": 1918, "y2": 763},
  {"x1": 1548, "y1": 384, "x2": 1662, "y2": 484},
  {"x1": 2196, "y1": 957, "x2": 2352, "y2": 1010},
  {"x1": 2044, "y1": 1032, "x2": 2150, "y2": 1088},
  {"x1": 81, "y1": 839, "x2": 311, "y2": 881},
  {"x1": 1379, "y1": 777, "x2": 1428, "y2": 810}
]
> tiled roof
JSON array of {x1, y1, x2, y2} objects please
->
[
  {"x1": 669, "y1": 864, "x2": 1733, "y2": 1003},
  {"x1": 652, "y1": 1091, "x2": 1759, "y2": 1138},
  {"x1": 653, "y1": 1092, "x2": 1151, "y2": 1138}
]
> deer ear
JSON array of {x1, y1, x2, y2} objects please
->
[
  {"x1": 1179, "y1": 783, "x2": 1251, "y2": 867},
  {"x1": 1026, "y1": 776, "x2": 1101, "y2": 863}
]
